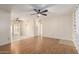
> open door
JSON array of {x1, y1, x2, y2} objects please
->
[{"x1": 11, "y1": 18, "x2": 23, "y2": 41}]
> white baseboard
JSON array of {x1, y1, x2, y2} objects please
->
[
  {"x1": 0, "y1": 36, "x2": 34, "y2": 46},
  {"x1": 0, "y1": 41, "x2": 10, "y2": 46}
]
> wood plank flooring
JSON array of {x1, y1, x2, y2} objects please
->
[{"x1": 0, "y1": 36, "x2": 78, "y2": 54}]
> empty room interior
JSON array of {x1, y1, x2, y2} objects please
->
[{"x1": 0, "y1": 4, "x2": 79, "y2": 54}]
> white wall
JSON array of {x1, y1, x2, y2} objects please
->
[
  {"x1": 0, "y1": 10, "x2": 10, "y2": 45},
  {"x1": 11, "y1": 11, "x2": 35, "y2": 41},
  {"x1": 11, "y1": 10, "x2": 73, "y2": 41},
  {"x1": 21, "y1": 18, "x2": 35, "y2": 38},
  {"x1": 42, "y1": 15, "x2": 73, "y2": 41}
]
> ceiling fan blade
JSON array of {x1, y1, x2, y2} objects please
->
[
  {"x1": 41, "y1": 14, "x2": 47, "y2": 16},
  {"x1": 34, "y1": 9, "x2": 38, "y2": 12},
  {"x1": 41, "y1": 10, "x2": 48, "y2": 13}
]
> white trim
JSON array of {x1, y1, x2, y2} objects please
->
[{"x1": 73, "y1": 4, "x2": 79, "y2": 53}]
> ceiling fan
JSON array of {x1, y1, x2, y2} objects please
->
[{"x1": 32, "y1": 9, "x2": 48, "y2": 16}]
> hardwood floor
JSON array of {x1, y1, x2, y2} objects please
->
[{"x1": 0, "y1": 36, "x2": 78, "y2": 54}]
